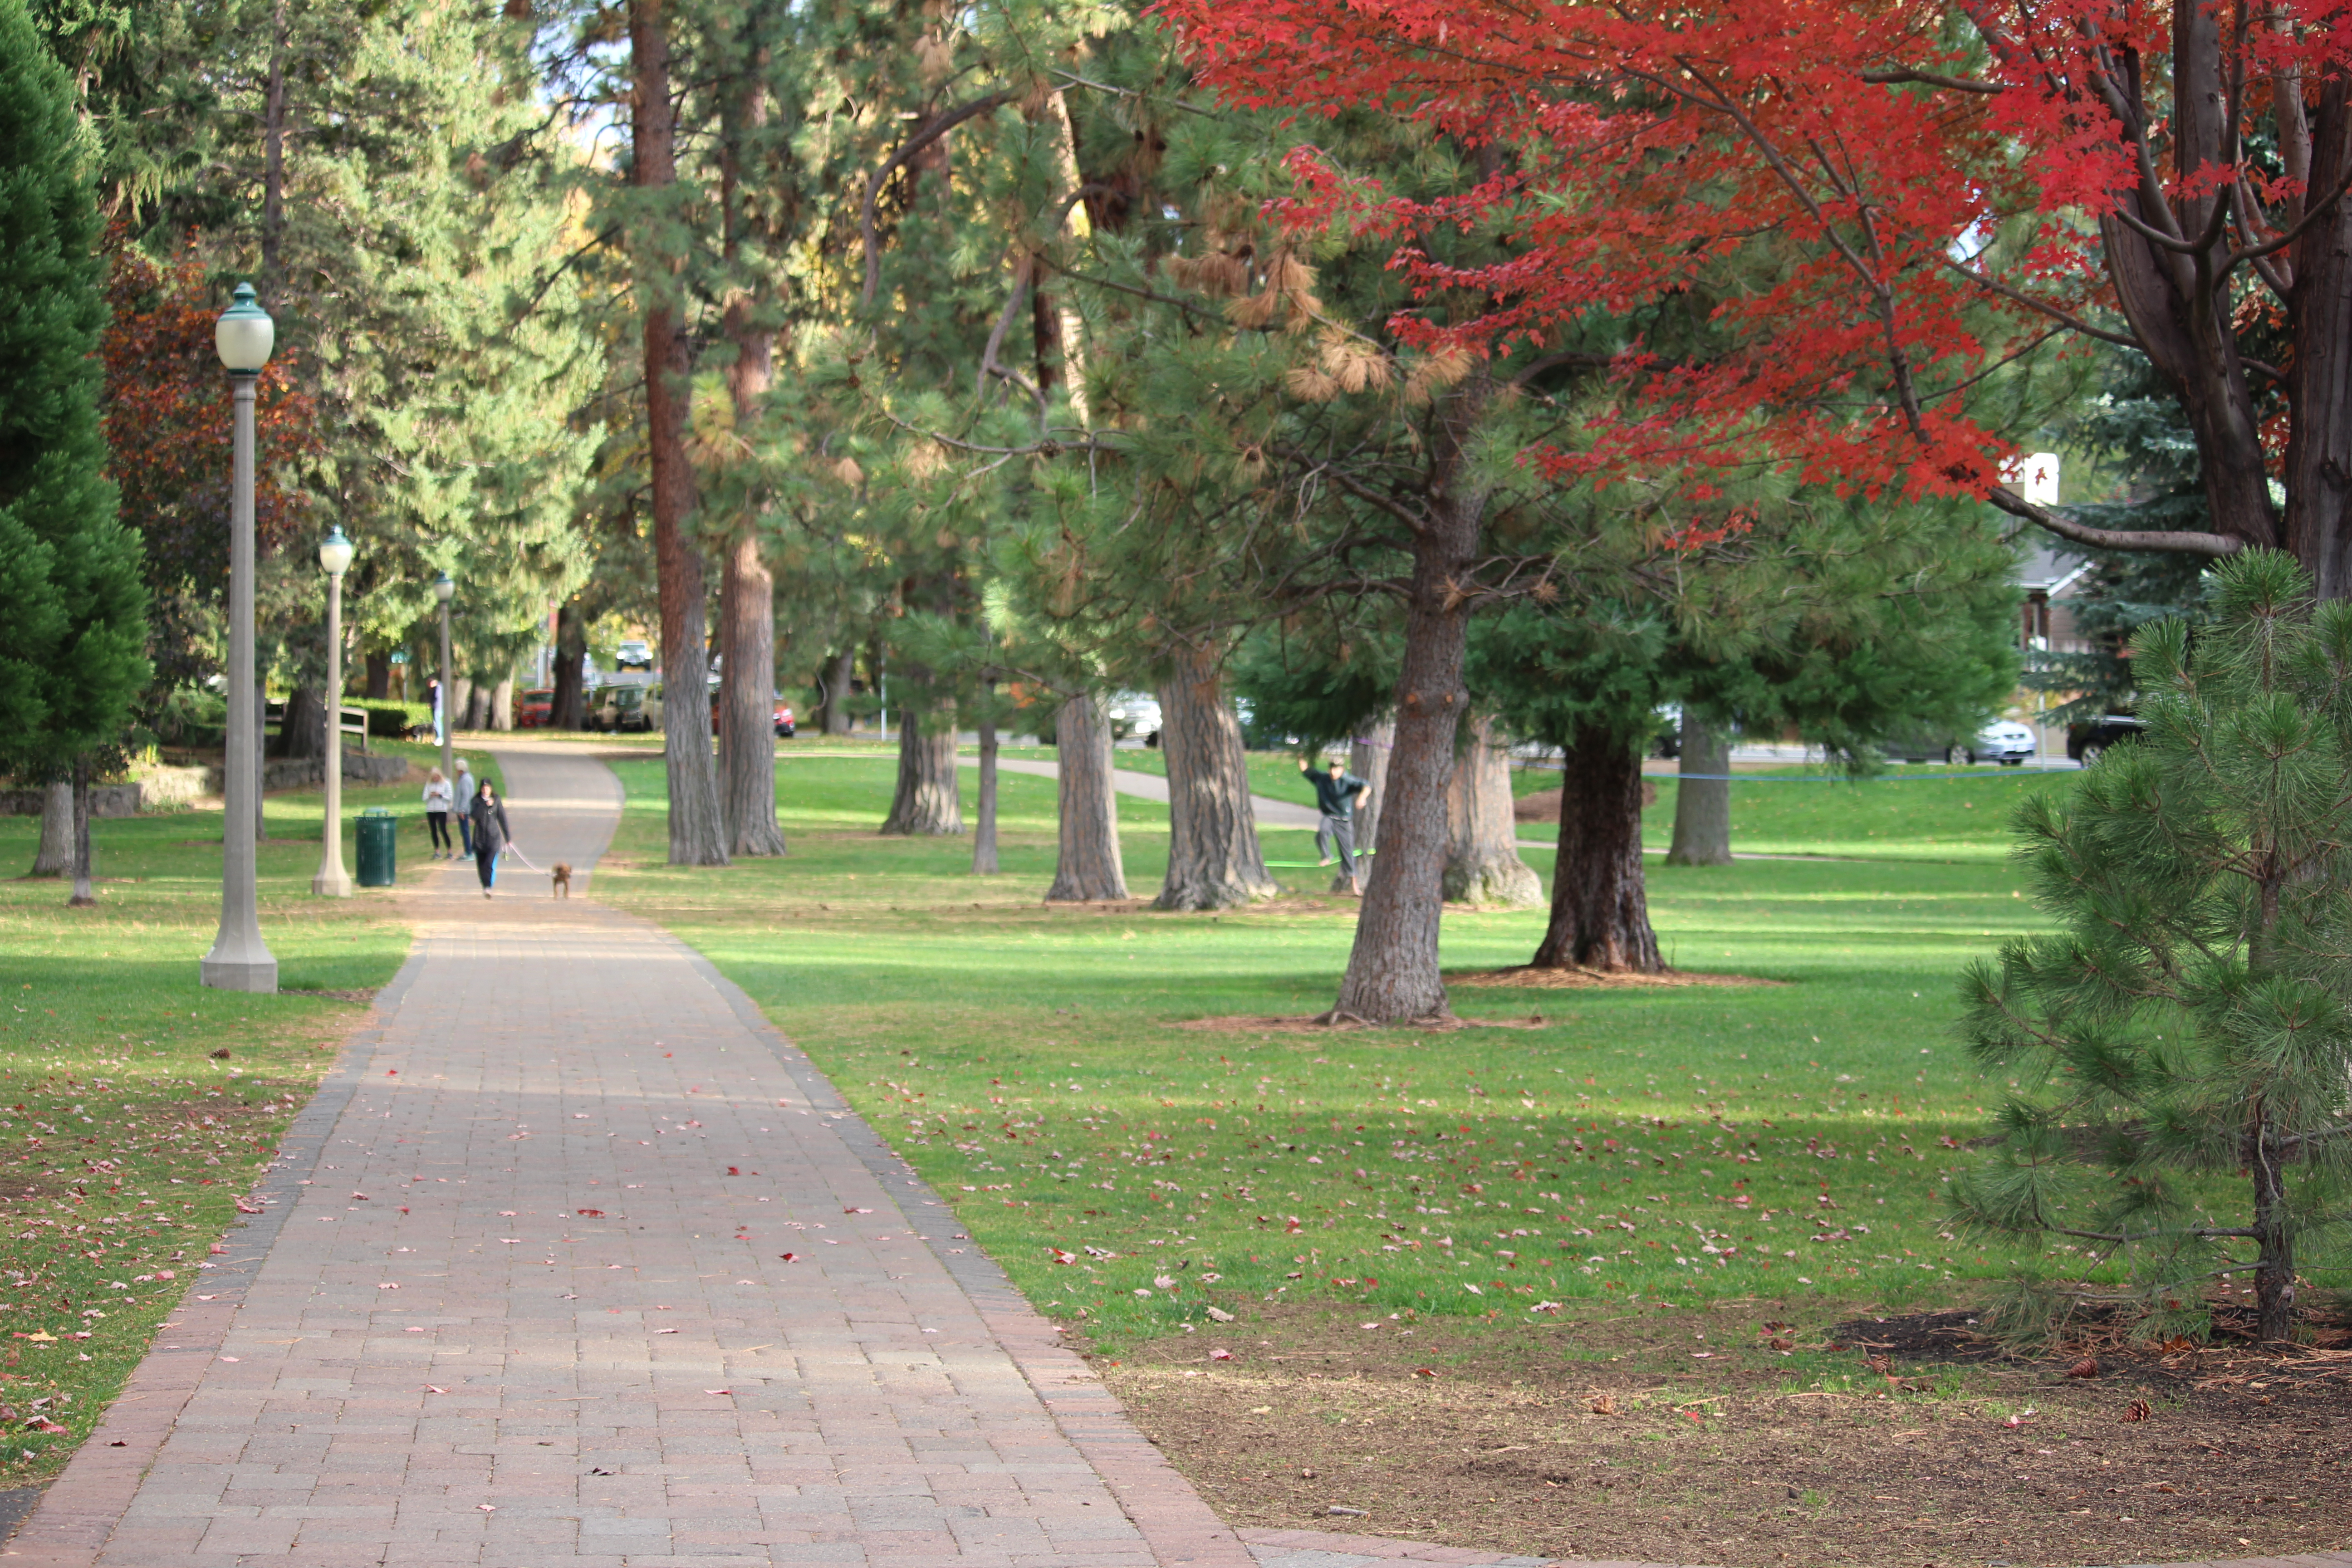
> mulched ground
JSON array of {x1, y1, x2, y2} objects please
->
[{"x1": 1097, "y1": 1298, "x2": 2352, "y2": 1568}]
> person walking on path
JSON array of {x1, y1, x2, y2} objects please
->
[
  {"x1": 1300, "y1": 752, "x2": 1370, "y2": 895},
  {"x1": 469, "y1": 778, "x2": 511, "y2": 897},
  {"x1": 421, "y1": 767, "x2": 455, "y2": 858},
  {"x1": 453, "y1": 756, "x2": 476, "y2": 856}
]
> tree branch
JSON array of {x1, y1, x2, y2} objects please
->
[
  {"x1": 1986, "y1": 484, "x2": 2245, "y2": 557},
  {"x1": 862, "y1": 90, "x2": 1014, "y2": 308},
  {"x1": 1859, "y1": 66, "x2": 2005, "y2": 93}
]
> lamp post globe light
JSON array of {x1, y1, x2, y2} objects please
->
[
  {"x1": 201, "y1": 283, "x2": 278, "y2": 992},
  {"x1": 311, "y1": 526, "x2": 356, "y2": 898},
  {"x1": 434, "y1": 571, "x2": 456, "y2": 787}
]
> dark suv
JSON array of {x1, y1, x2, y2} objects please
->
[{"x1": 2066, "y1": 714, "x2": 2146, "y2": 764}]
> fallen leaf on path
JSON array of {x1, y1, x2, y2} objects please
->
[
  {"x1": 426, "y1": 1386, "x2": 447, "y2": 1394},
  {"x1": 1209, "y1": 1348, "x2": 1234, "y2": 1361},
  {"x1": 1206, "y1": 1306, "x2": 1235, "y2": 1323}
]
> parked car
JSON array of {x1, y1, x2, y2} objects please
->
[
  {"x1": 1107, "y1": 691, "x2": 1163, "y2": 745},
  {"x1": 702, "y1": 692, "x2": 798, "y2": 737},
  {"x1": 514, "y1": 688, "x2": 554, "y2": 729},
  {"x1": 1964, "y1": 719, "x2": 2036, "y2": 765},
  {"x1": 588, "y1": 684, "x2": 652, "y2": 733},
  {"x1": 2067, "y1": 713, "x2": 2146, "y2": 764},
  {"x1": 613, "y1": 638, "x2": 655, "y2": 671},
  {"x1": 1882, "y1": 730, "x2": 1962, "y2": 764}
]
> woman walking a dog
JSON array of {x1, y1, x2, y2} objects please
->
[{"x1": 469, "y1": 779, "x2": 511, "y2": 898}]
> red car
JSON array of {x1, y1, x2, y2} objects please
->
[
  {"x1": 514, "y1": 689, "x2": 554, "y2": 728},
  {"x1": 706, "y1": 694, "x2": 797, "y2": 737}
]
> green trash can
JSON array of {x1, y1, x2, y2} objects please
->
[{"x1": 356, "y1": 808, "x2": 397, "y2": 888}]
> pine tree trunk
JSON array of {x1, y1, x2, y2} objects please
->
[
  {"x1": 489, "y1": 678, "x2": 514, "y2": 732},
  {"x1": 551, "y1": 604, "x2": 587, "y2": 730},
  {"x1": 449, "y1": 677, "x2": 473, "y2": 735},
  {"x1": 30, "y1": 781, "x2": 70, "y2": 876},
  {"x1": 1443, "y1": 714, "x2": 1541, "y2": 906},
  {"x1": 881, "y1": 708, "x2": 962, "y2": 834},
  {"x1": 1532, "y1": 724, "x2": 1661, "y2": 972},
  {"x1": 714, "y1": 39, "x2": 784, "y2": 859},
  {"x1": 1332, "y1": 380, "x2": 1492, "y2": 1022},
  {"x1": 1047, "y1": 692, "x2": 1127, "y2": 902},
  {"x1": 820, "y1": 649, "x2": 855, "y2": 734},
  {"x1": 720, "y1": 535, "x2": 786, "y2": 855},
  {"x1": 277, "y1": 686, "x2": 325, "y2": 758},
  {"x1": 363, "y1": 652, "x2": 391, "y2": 701},
  {"x1": 1666, "y1": 716, "x2": 1732, "y2": 866},
  {"x1": 972, "y1": 718, "x2": 1000, "y2": 874},
  {"x1": 633, "y1": 0, "x2": 727, "y2": 867},
  {"x1": 1154, "y1": 647, "x2": 1274, "y2": 911},
  {"x1": 2253, "y1": 1130, "x2": 2297, "y2": 1342},
  {"x1": 67, "y1": 755, "x2": 93, "y2": 908},
  {"x1": 1350, "y1": 720, "x2": 1392, "y2": 849}
]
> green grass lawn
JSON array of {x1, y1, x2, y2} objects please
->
[
  {"x1": 598, "y1": 753, "x2": 2057, "y2": 1355},
  {"x1": 0, "y1": 742, "x2": 436, "y2": 1482},
  {"x1": 1507, "y1": 762, "x2": 2082, "y2": 862}
]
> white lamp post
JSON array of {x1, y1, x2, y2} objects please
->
[
  {"x1": 201, "y1": 283, "x2": 278, "y2": 992},
  {"x1": 434, "y1": 571, "x2": 456, "y2": 787},
  {"x1": 312, "y1": 525, "x2": 355, "y2": 897}
]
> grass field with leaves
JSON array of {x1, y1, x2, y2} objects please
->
[
  {"x1": 0, "y1": 743, "x2": 450, "y2": 1482},
  {"x1": 598, "y1": 751, "x2": 2062, "y2": 1354}
]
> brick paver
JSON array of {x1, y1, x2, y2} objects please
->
[{"x1": 5, "y1": 746, "x2": 1254, "y2": 1568}]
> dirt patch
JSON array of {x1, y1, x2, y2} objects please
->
[
  {"x1": 1449, "y1": 965, "x2": 1786, "y2": 990},
  {"x1": 1176, "y1": 1013, "x2": 1550, "y2": 1034},
  {"x1": 1094, "y1": 1298, "x2": 2352, "y2": 1568}
]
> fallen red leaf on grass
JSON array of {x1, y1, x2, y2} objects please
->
[{"x1": 1411, "y1": 1367, "x2": 1438, "y2": 1378}]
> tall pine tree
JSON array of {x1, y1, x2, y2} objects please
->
[{"x1": 0, "y1": 0, "x2": 150, "y2": 904}]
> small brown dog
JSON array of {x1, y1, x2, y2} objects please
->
[{"x1": 550, "y1": 862, "x2": 573, "y2": 898}]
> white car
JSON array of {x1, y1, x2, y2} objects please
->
[
  {"x1": 1966, "y1": 720, "x2": 2036, "y2": 766},
  {"x1": 1107, "y1": 691, "x2": 1163, "y2": 745}
]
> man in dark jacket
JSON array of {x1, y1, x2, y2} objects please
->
[
  {"x1": 1299, "y1": 754, "x2": 1370, "y2": 895},
  {"x1": 469, "y1": 780, "x2": 511, "y2": 898}
]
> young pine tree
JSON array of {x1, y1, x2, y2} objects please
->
[
  {"x1": 0, "y1": 0, "x2": 150, "y2": 905},
  {"x1": 1956, "y1": 550, "x2": 2352, "y2": 1344}
]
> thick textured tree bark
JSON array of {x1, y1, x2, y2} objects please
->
[
  {"x1": 1332, "y1": 380, "x2": 1493, "y2": 1021},
  {"x1": 1532, "y1": 724, "x2": 1662, "y2": 972},
  {"x1": 363, "y1": 652, "x2": 391, "y2": 701},
  {"x1": 1666, "y1": 716, "x2": 1732, "y2": 866},
  {"x1": 1443, "y1": 714, "x2": 1541, "y2": 906},
  {"x1": 449, "y1": 677, "x2": 473, "y2": 735},
  {"x1": 972, "y1": 719, "x2": 1000, "y2": 874},
  {"x1": 1047, "y1": 693, "x2": 1127, "y2": 902},
  {"x1": 714, "y1": 33, "x2": 784, "y2": 860},
  {"x1": 488, "y1": 678, "x2": 514, "y2": 731},
  {"x1": 67, "y1": 755, "x2": 93, "y2": 907},
  {"x1": 633, "y1": 0, "x2": 727, "y2": 866},
  {"x1": 881, "y1": 707, "x2": 962, "y2": 834},
  {"x1": 1154, "y1": 647, "x2": 1275, "y2": 911},
  {"x1": 819, "y1": 650, "x2": 855, "y2": 734},
  {"x1": 720, "y1": 536, "x2": 786, "y2": 854},
  {"x1": 1349, "y1": 720, "x2": 1392, "y2": 850},
  {"x1": 276, "y1": 686, "x2": 325, "y2": 758},
  {"x1": 551, "y1": 604, "x2": 587, "y2": 730},
  {"x1": 463, "y1": 682, "x2": 490, "y2": 731},
  {"x1": 30, "y1": 781, "x2": 69, "y2": 876}
]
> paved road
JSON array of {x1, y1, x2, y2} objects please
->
[{"x1": 8, "y1": 747, "x2": 1249, "y2": 1568}]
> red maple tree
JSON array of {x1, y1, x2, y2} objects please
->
[
  {"x1": 100, "y1": 231, "x2": 317, "y2": 683},
  {"x1": 1159, "y1": 0, "x2": 2352, "y2": 591}
]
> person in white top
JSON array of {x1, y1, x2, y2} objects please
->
[{"x1": 421, "y1": 768, "x2": 455, "y2": 859}]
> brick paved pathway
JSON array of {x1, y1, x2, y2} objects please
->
[{"x1": 4, "y1": 747, "x2": 1252, "y2": 1568}]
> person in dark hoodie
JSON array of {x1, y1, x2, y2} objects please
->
[
  {"x1": 469, "y1": 779, "x2": 512, "y2": 898},
  {"x1": 1299, "y1": 753, "x2": 1370, "y2": 895}
]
